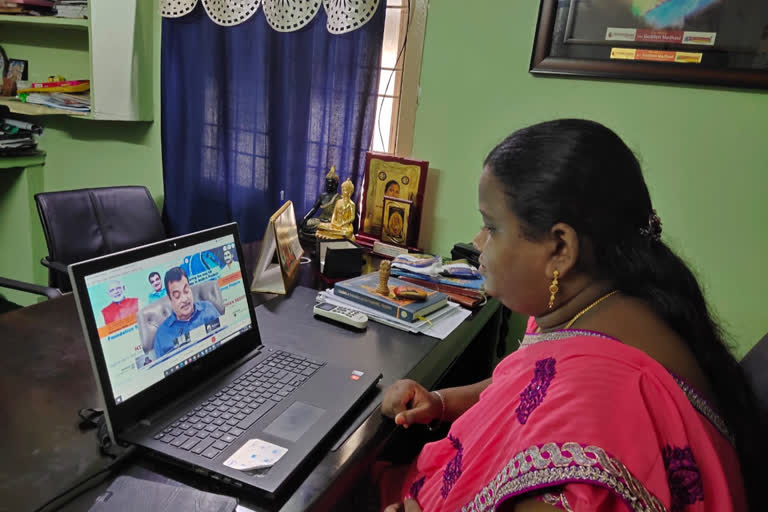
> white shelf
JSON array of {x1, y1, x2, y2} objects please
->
[{"x1": 1, "y1": 1, "x2": 152, "y2": 122}]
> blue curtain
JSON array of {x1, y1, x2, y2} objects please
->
[{"x1": 161, "y1": 4, "x2": 385, "y2": 242}]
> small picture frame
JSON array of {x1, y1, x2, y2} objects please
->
[
  {"x1": 381, "y1": 196, "x2": 412, "y2": 247},
  {"x1": 251, "y1": 201, "x2": 304, "y2": 294},
  {"x1": 6, "y1": 59, "x2": 28, "y2": 81}
]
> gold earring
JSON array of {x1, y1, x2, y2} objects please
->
[{"x1": 548, "y1": 270, "x2": 560, "y2": 309}]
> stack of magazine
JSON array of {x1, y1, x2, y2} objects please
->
[{"x1": 22, "y1": 92, "x2": 90, "y2": 113}]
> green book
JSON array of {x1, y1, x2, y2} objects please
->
[{"x1": 334, "y1": 272, "x2": 448, "y2": 322}]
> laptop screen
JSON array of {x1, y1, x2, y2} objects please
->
[{"x1": 82, "y1": 233, "x2": 252, "y2": 404}]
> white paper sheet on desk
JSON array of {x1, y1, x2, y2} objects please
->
[
  {"x1": 315, "y1": 290, "x2": 471, "y2": 340},
  {"x1": 420, "y1": 306, "x2": 471, "y2": 339}
]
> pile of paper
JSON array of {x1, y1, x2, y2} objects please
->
[
  {"x1": 0, "y1": 108, "x2": 43, "y2": 157},
  {"x1": 55, "y1": 0, "x2": 86, "y2": 18},
  {"x1": 316, "y1": 289, "x2": 471, "y2": 340},
  {"x1": 23, "y1": 92, "x2": 90, "y2": 113}
]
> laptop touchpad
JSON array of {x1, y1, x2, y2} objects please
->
[{"x1": 263, "y1": 402, "x2": 325, "y2": 443}]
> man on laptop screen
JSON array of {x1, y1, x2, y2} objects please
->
[
  {"x1": 154, "y1": 267, "x2": 220, "y2": 358},
  {"x1": 71, "y1": 225, "x2": 381, "y2": 495},
  {"x1": 84, "y1": 236, "x2": 251, "y2": 403}
]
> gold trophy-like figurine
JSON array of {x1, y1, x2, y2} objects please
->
[
  {"x1": 316, "y1": 178, "x2": 356, "y2": 241},
  {"x1": 376, "y1": 260, "x2": 392, "y2": 296}
]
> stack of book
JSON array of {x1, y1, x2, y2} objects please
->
[
  {"x1": 0, "y1": 107, "x2": 43, "y2": 157},
  {"x1": 389, "y1": 268, "x2": 485, "y2": 309},
  {"x1": 334, "y1": 272, "x2": 449, "y2": 323},
  {"x1": 386, "y1": 253, "x2": 486, "y2": 309},
  {"x1": 0, "y1": 0, "x2": 55, "y2": 15},
  {"x1": 319, "y1": 271, "x2": 471, "y2": 338}
]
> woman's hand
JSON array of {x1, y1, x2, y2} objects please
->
[
  {"x1": 383, "y1": 497, "x2": 422, "y2": 512},
  {"x1": 381, "y1": 379, "x2": 442, "y2": 428}
]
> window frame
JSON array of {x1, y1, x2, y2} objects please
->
[{"x1": 373, "y1": 0, "x2": 428, "y2": 157}]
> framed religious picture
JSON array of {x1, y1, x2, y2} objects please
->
[
  {"x1": 358, "y1": 152, "x2": 428, "y2": 248},
  {"x1": 251, "y1": 201, "x2": 304, "y2": 294},
  {"x1": 381, "y1": 196, "x2": 412, "y2": 247},
  {"x1": 531, "y1": 0, "x2": 768, "y2": 88},
  {"x1": 6, "y1": 59, "x2": 28, "y2": 81}
]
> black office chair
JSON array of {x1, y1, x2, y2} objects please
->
[
  {"x1": 0, "y1": 276, "x2": 62, "y2": 313},
  {"x1": 35, "y1": 186, "x2": 166, "y2": 293}
]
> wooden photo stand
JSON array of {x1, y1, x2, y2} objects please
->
[{"x1": 250, "y1": 201, "x2": 304, "y2": 294}]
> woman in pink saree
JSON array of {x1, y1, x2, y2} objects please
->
[{"x1": 379, "y1": 120, "x2": 761, "y2": 511}]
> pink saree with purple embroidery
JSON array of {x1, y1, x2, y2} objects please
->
[{"x1": 389, "y1": 320, "x2": 746, "y2": 511}]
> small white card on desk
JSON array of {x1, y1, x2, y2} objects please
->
[{"x1": 223, "y1": 439, "x2": 288, "y2": 472}]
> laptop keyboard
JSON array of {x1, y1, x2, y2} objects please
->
[{"x1": 152, "y1": 350, "x2": 325, "y2": 460}]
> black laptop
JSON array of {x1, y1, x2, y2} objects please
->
[{"x1": 68, "y1": 223, "x2": 381, "y2": 495}]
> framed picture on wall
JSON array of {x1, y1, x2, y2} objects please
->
[
  {"x1": 357, "y1": 152, "x2": 428, "y2": 248},
  {"x1": 530, "y1": 0, "x2": 768, "y2": 88}
]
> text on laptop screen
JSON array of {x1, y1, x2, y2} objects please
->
[{"x1": 83, "y1": 234, "x2": 252, "y2": 403}]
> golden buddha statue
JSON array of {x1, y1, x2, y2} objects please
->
[{"x1": 316, "y1": 178, "x2": 355, "y2": 240}]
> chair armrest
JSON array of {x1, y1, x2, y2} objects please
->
[
  {"x1": 0, "y1": 276, "x2": 63, "y2": 299},
  {"x1": 41, "y1": 257, "x2": 69, "y2": 275}
]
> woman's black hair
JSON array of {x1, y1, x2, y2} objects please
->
[
  {"x1": 385, "y1": 180, "x2": 399, "y2": 194},
  {"x1": 484, "y1": 118, "x2": 763, "y2": 509}
]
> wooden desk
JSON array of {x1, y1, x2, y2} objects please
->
[{"x1": 0, "y1": 255, "x2": 501, "y2": 511}]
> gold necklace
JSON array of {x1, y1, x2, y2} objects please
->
[{"x1": 563, "y1": 290, "x2": 618, "y2": 329}]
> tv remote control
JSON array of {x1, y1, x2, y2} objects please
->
[{"x1": 313, "y1": 302, "x2": 368, "y2": 329}]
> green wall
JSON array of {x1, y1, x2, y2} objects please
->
[
  {"x1": 0, "y1": 13, "x2": 162, "y2": 306},
  {"x1": 2, "y1": 3, "x2": 765, "y2": 356},
  {"x1": 413, "y1": 2, "x2": 767, "y2": 357}
]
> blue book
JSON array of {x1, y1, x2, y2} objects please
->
[{"x1": 334, "y1": 273, "x2": 448, "y2": 322}]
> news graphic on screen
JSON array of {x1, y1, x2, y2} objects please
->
[{"x1": 83, "y1": 235, "x2": 251, "y2": 404}]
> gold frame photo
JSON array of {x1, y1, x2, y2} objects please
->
[
  {"x1": 359, "y1": 152, "x2": 428, "y2": 242},
  {"x1": 381, "y1": 196, "x2": 411, "y2": 247},
  {"x1": 251, "y1": 201, "x2": 303, "y2": 294}
]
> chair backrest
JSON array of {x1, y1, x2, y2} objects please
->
[
  {"x1": 135, "y1": 280, "x2": 225, "y2": 355},
  {"x1": 741, "y1": 332, "x2": 768, "y2": 415},
  {"x1": 35, "y1": 186, "x2": 166, "y2": 291}
]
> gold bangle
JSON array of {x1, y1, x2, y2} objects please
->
[{"x1": 428, "y1": 390, "x2": 445, "y2": 431}]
